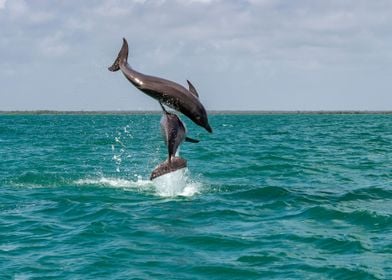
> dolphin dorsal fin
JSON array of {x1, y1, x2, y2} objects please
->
[{"x1": 187, "y1": 80, "x2": 199, "y2": 98}]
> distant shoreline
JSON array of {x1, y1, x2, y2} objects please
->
[{"x1": 0, "y1": 110, "x2": 391, "y2": 115}]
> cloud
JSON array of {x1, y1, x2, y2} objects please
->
[
  {"x1": 0, "y1": 0, "x2": 6, "y2": 9},
  {"x1": 0, "y1": 0, "x2": 392, "y2": 110},
  {"x1": 5, "y1": 0, "x2": 27, "y2": 17},
  {"x1": 38, "y1": 32, "x2": 69, "y2": 56}
]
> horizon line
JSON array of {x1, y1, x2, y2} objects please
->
[{"x1": 0, "y1": 110, "x2": 391, "y2": 115}]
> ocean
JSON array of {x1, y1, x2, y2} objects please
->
[{"x1": 0, "y1": 113, "x2": 391, "y2": 279}]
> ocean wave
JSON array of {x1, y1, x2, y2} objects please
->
[
  {"x1": 228, "y1": 186, "x2": 291, "y2": 201},
  {"x1": 177, "y1": 234, "x2": 253, "y2": 250},
  {"x1": 2, "y1": 114, "x2": 392, "y2": 279},
  {"x1": 337, "y1": 187, "x2": 392, "y2": 201},
  {"x1": 298, "y1": 205, "x2": 392, "y2": 229},
  {"x1": 237, "y1": 254, "x2": 280, "y2": 265},
  {"x1": 188, "y1": 265, "x2": 261, "y2": 278},
  {"x1": 6, "y1": 171, "x2": 67, "y2": 188},
  {"x1": 189, "y1": 208, "x2": 255, "y2": 220},
  {"x1": 271, "y1": 233, "x2": 368, "y2": 254}
]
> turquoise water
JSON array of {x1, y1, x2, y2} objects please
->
[{"x1": 1, "y1": 114, "x2": 391, "y2": 279}]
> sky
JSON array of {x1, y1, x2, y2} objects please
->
[{"x1": 0, "y1": 0, "x2": 391, "y2": 111}]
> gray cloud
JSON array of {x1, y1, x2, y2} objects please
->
[{"x1": 1, "y1": 0, "x2": 391, "y2": 110}]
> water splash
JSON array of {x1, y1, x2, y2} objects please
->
[
  {"x1": 75, "y1": 176, "x2": 150, "y2": 189},
  {"x1": 151, "y1": 168, "x2": 201, "y2": 197},
  {"x1": 111, "y1": 124, "x2": 134, "y2": 173},
  {"x1": 75, "y1": 168, "x2": 201, "y2": 197}
]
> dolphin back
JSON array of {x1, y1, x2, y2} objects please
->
[
  {"x1": 150, "y1": 157, "x2": 187, "y2": 180},
  {"x1": 108, "y1": 38, "x2": 129, "y2": 72},
  {"x1": 108, "y1": 37, "x2": 212, "y2": 133}
]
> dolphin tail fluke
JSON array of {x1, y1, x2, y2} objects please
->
[
  {"x1": 108, "y1": 38, "x2": 129, "y2": 72},
  {"x1": 150, "y1": 157, "x2": 187, "y2": 180}
]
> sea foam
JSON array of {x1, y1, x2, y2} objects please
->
[
  {"x1": 75, "y1": 168, "x2": 201, "y2": 197},
  {"x1": 151, "y1": 168, "x2": 201, "y2": 197}
]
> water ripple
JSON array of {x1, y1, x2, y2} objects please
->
[{"x1": 1, "y1": 114, "x2": 391, "y2": 279}]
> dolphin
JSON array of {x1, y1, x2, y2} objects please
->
[
  {"x1": 108, "y1": 38, "x2": 212, "y2": 133},
  {"x1": 150, "y1": 103, "x2": 199, "y2": 180}
]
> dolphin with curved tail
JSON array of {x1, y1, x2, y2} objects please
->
[
  {"x1": 108, "y1": 38, "x2": 212, "y2": 133},
  {"x1": 150, "y1": 103, "x2": 199, "y2": 180}
]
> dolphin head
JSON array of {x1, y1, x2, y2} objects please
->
[
  {"x1": 194, "y1": 107, "x2": 212, "y2": 133},
  {"x1": 200, "y1": 118, "x2": 213, "y2": 133}
]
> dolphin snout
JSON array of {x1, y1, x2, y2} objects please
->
[{"x1": 205, "y1": 123, "x2": 213, "y2": 133}]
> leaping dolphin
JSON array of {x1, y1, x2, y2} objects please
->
[
  {"x1": 108, "y1": 38, "x2": 212, "y2": 133},
  {"x1": 150, "y1": 103, "x2": 199, "y2": 180}
]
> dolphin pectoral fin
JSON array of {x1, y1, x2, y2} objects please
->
[
  {"x1": 186, "y1": 80, "x2": 199, "y2": 98},
  {"x1": 185, "y1": 137, "x2": 200, "y2": 143},
  {"x1": 150, "y1": 157, "x2": 187, "y2": 180},
  {"x1": 159, "y1": 101, "x2": 168, "y2": 113},
  {"x1": 108, "y1": 38, "x2": 129, "y2": 72}
]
